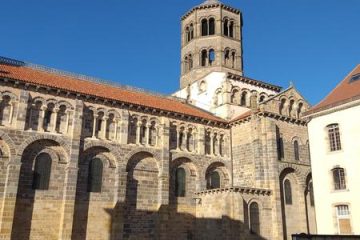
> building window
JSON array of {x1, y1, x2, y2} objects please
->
[
  {"x1": 308, "y1": 181, "x2": 314, "y2": 206},
  {"x1": 332, "y1": 167, "x2": 346, "y2": 190},
  {"x1": 201, "y1": 49, "x2": 208, "y2": 67},
  {"x1": 207, "y1": 171, "x2": 220, "y2": 189},
  {"x1": 201, "y1": 19, "x2": 208, "y2": 36},
  {"x1": 32, "y1": 152, "x2": 52, "y2": 190},
  {"x1": 209, "y1": 49, "x2": 215, "y2": 65},
  {"x1": 249, "y1": 202, "x2": 260, "y2": 234},
  {"x1": 240, "y1": 92, "x2": 247, "y2": 106},
  {"x1": 284, "y1": 179, "x2": 292, "y2": 205},
  {"x1": 88, "y1": 158, "x2": 103, "y2": 193},
  {"x1": 175, "y1": 168, "x2": 186, "y2": 197},
  {"x1": 223, "y1": 19, "x2": 229, "y2": 36},
  {"x1": 327, "y1": 124, "x2": 341, "y2": 151},
  {"x1": 209, "y1": 18, "x2": 215, "y2": 35},
  {"x1": 294, "y1": 140, "x2": 300, "y2": 161},
  {"x1": 336, "y1": 205, "x2": 352, "y2": 234}
]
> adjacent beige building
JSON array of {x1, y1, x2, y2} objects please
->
[
  {"x1": 0, "y1": 0, "x2": 316, "y2": 239},
  {"x1": 306, "y1": 65, "x2": 360, "y2": 235}
]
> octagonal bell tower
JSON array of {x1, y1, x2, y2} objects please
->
[{"x1": 180, "y1": 0, "x2": 243, "y2": 89}]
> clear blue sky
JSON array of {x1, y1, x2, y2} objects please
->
[{"x1": 1, "y1": 0, "x2": 359, "y2": 105}]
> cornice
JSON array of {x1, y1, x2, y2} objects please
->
[
  {"x1": 0, "y1": 76, "x2": 229, "y2": 128},
  {"x1": 227, "y1": 73, "x2": 282, "y2": 92},
  {"x1": 195, "y1": 186, "x2": 271, "y2": 196},
  {"x1": 181, "y1": 3, "x2": 241, "y2": 21}
]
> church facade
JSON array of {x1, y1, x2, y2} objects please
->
[{"x1": 0, "y1": 0, "x2": 315, "y2": 239}]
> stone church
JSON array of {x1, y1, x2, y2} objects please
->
[{"x1": 0, "y1": 0, "x2": 316, "y2": 239}]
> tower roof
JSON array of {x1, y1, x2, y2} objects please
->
[{"x1": 199, "y1": 0, "x2": 222, "y2": 6}]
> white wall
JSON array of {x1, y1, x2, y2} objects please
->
[
  {"x1": 173, "y1": 72, "x2": 277, "y2": 119},
  {"x1": 308, "y1": 102, "x2": 360, "y2": 235}
]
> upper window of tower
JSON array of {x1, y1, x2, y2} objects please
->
[
  {"x1": 201, "y1": 18, "x2": 215, "y2": 36},
  {"x1": 201, "y1": 19, "x2": 208, "y2": 36},
  {"x1": 185, "y1": 23, "x2": 194, "y2": 43},
  {"x1": 223, "y1": 18, "x2": 235, "y2": 38}
]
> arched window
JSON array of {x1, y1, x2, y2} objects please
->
[
  {"x1": 179, "y1": 127, "x2": 185, "y2": 150},
  {"x1": 219, "y1": 134, "x2": 225, "y2": 156},
  {"x1": 175, "y1": 168, "x2": 186, "y2": 197},
  {"x1": 279, "y1": 99, "x2": 286, "y2": 115},
  {"x1": 56, "y1": 105, "x2": 67, "y2": 134},
  {"x1": 294, "y1": 140, "x2": 300, "y2": 161},
  {"x1": 332, "y1": 167, "x2": 346, "y2": 190},
  {"x1": 149, "y1": 121, "x2": 157, "y2": 146},
  {"x1": 186, "y1": 128, "x2": 193, "y2": 152},
  {"x1": 249, "y1": 202, "x2": 260, "y2": 234},
  {"x1": 184, "y1": 56, "x2": 189, "y2": 73},
  {"x1": 284, "y1": 179, "x2": 292, "y2": 205},
  {"x1": 205, "y1": 132, "x2": 211, "y2": 155},
  {"x1": 209, "y1": 18, "x2": 215, "y2": 35},
  {"x1": 201, "y1": 19, "x2": 208, "y2": 36},
  {"x1": 96, "y1": 112, "x2": 104, "y2": 138},
  {"x1": 201, "y1": 50, "x2": 208, "y2": 67},
  {"x1": 207, "y1": 171, "x2": 220, "y2": 189},
  {"x1": 297, "y1": 102, "x2": 303, "y2": 118},
  {"x1": 229, "y1": 21, "x2": 234, "y2": 38},
  {"x1": 188, "y1": 54, "x2": 193, "y2": 70},
  {"x1": 32, "y1": 152, "x2": 52, "y2": 190},
  {"x1": 308, "y1": 181, "x2": 314, "y2": 206},
  {"x1": 140, "y1": 119, "x2": 147, "y2": 145},
  {"x1": 43, "y1": 103, "x2": 54, "y2": 131},
  {"x1": 259, "y1": 95, "x2": 265, "y2": 103},
  {"x1": 0, "y1": 95, "x2": 12, "y2": 125},
  {"x1": 209, "y1": 49, "x2": 215, "y2": 65},
  {"x1": 327, "y1": 124, "x2": 341, "y2": 151},
  {"x1": 231, "y1": 89, "x2": 240, "y2": 104},
  {"x1": 224, "y1": 49, "x2": 230, "y2": 65},
  {"x1": 128, "y1": 117, "x2": 137, "y2": 144},
  {"x1": 240, "y1": 92, "x2": 247, "y2": 106},
  {"x1": 88, "y1": 158, "x2": 103, "y2": 193},
  {"x1": 186, "y1": 26, "x2": 190, "y2": 43},
  {"x1": 231, "y1": 51, "x2": 236, "y2": 68},
  {"x1": 189, "y1": 24, "x2": 194, "y2": 40},
  {"x1": 223, "y1": 19, "x2": 229, "y2": 36},
  {"x1": 289, "y1": 99, "x2": 295, "y2": 117}
]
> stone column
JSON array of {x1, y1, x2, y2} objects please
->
[
  {"x1": 210, "y1": 132, "x2": 214, "y2": 155},
  {"x1": 113, "y1": 119, "x2": 118, "y2": 142},
  {"x1": 51, "y1": 107, "x2": 59, "y2": 133},
  {"x1": 38, "y1": 105, "x2": 47, "y2": 132},
  {"x1": 92, "y1": 113, "x2": 98, "y2": 138},
  {"x1": 120, "y1": 112, "x2": 129, "y2": 145},
  {"x1": 136, "y1": 122, "x2": 141, "y2": 145},
  {"x1": 145, "y1": 123, "x2": 150, "y2": 146},
  {"x1": 65, "y1": 110, "x2": 70, "y2": 135},
  {"x1": 102, "y1": 116, "x2": 108, "y2": 140},
  {"x1": 8, "y1": 102, "x2": 14, "y2": 125}
]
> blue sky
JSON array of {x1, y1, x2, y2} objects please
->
[{"x1": 1, "y1": 0, "x2": 359, "y2": 105}]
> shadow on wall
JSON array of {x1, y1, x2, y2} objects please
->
[{"x1": 104, "y1": 203, "x2": 268, "y2": 240}]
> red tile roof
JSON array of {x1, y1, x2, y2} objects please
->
[
  {"x1": 0, "y1": 61, "x2": 225, "y2": 123},
  {"x1": 306, "y1": 64, "x2": 360, "y2": 115},
  {"x1": 230, "y1": 110, "x2": 253, "y2": 123}
]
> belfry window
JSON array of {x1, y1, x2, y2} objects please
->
[
  {"x1": 223, "y1": 19, "x2": 229, "y2": 36},
  {"x1": 201, "y1": 19, "x2": 208, "y2": 36},
  {"x1": 229, "y1": 21, "x2": 234, "y2": 38},
  {"x1": 201, "y1": 50, "x2": 208, "y2": 67},
  {"x1": 33, "y1": 152, "x2": 52, "y2": 190},
  {"x1": 209, "y1": 18, "x2": 215, "y2": 35},
  {"x1": 88, "y1": 158, "x2": 103, "y2": 193},
  {"x1": 175, "y1": 167, "x2": 186, "y2": 197},
  {"x1": 209, "y1": 49, "x2": 215, "y2": 65}
]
